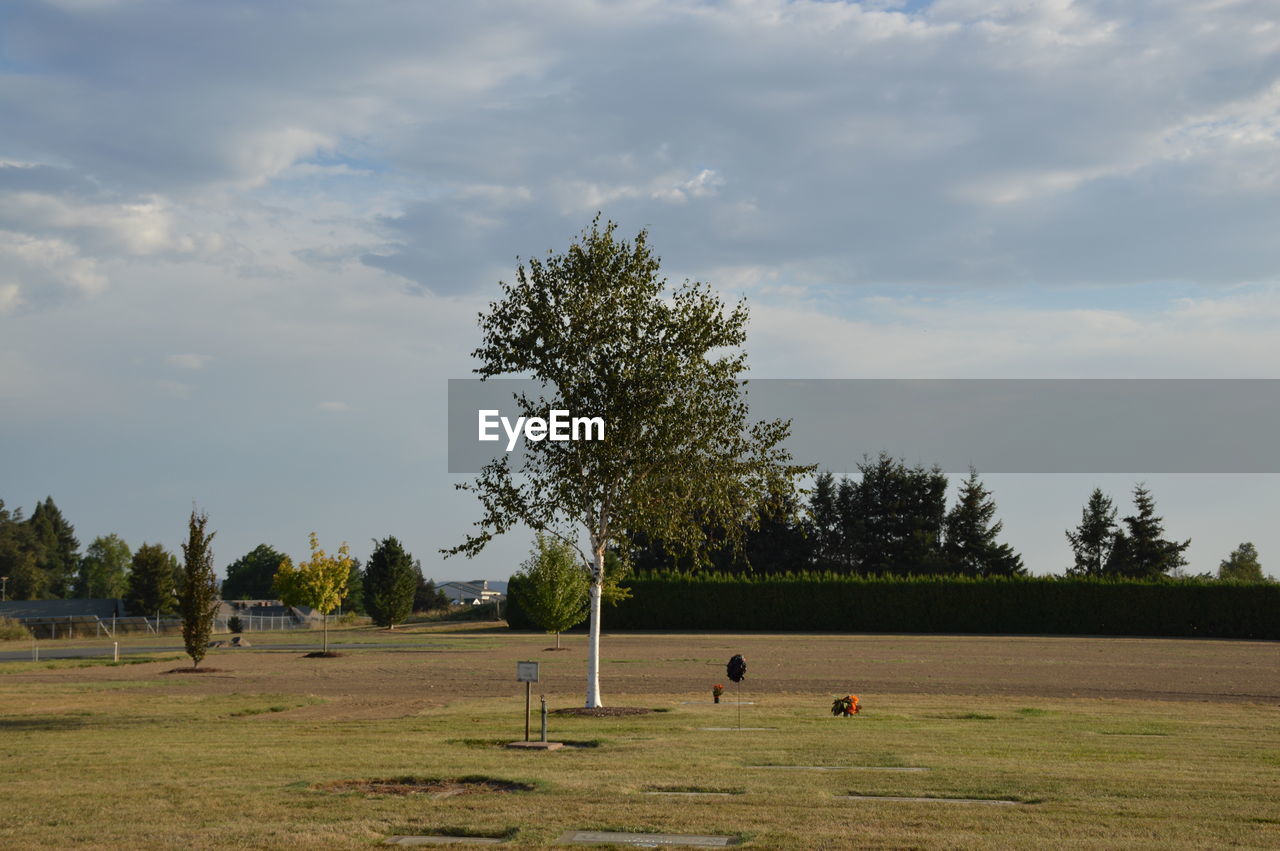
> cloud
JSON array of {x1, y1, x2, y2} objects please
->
[
  {"x1": 167, "y1": 353, "x2": 210, "y2": 370},
  {"x1": 317, "y1": 400, "x2": 351, "y2": 413}
]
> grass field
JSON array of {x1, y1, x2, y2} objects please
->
[{"x1": 0, "y1": 626, "x2": 1276, "y2": 849}]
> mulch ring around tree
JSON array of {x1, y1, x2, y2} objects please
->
[
  {"x1": 303, "y1": 651, "x2": 343, "y2": 658},
  {"x1": 315, "y1": 776, "x2": 534, "y2": 798},
  {"x1": 163, "y1": 667, "x2": 228, "y2": 674},
  {"x1": 551, "y1": 706, "x2": 654, "y2": 718}
]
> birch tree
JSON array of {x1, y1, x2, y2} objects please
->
[{"x1": 447, "y1": 217, "x2": 808, "y2": 707}]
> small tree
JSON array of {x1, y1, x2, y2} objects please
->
[
  {"x1": 1219, "y1": 542, "x2": 1264, "y2": 582},
  {"x1": 413, "y1": 572, "x2": 450, "y2": 613},
  {"x1": 514, "y1": 533, "x2": 589, "y2": 648},
  {"x1": 363, "y1": 536, "x2": 417, "y2": 629},
  {"x1": 178, "y1": 509, "x2": 218, "y2": 669},
  {"x1": 273, "y1": 533, "x2": 352, "y2": 655},
  {"x1": 1066, "y1": 488, "x2": 1118, "y2": 577}
]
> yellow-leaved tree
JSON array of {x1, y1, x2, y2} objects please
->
[{"x1": 273, "y1": 533, "x2": 352, "y2": 656}]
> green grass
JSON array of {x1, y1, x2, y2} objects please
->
[{"x1": 0, "y1": 639, "x2": 1276, "y2": 849}]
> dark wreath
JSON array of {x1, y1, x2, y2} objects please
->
[{"x1": 726, "y1": 654, "x2": 747, "y2": 683}]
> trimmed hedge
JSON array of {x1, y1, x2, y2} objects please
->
[{"x1": 506, "y1": 572, "x2": 1279, "y2": 639}]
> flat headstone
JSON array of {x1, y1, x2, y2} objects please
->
[
  {"x1": 384, "y1": 837, "x2": 504, "y2": 846},
  {"x1": 506, "y1": 741, "x2": 564, "y2": 751},
  {"x1": 557, "y1": 831, "x2": 738, "y2": 847},
  {"x1": 836, "y1": 794, "x2": 1023, "y2": 805}
]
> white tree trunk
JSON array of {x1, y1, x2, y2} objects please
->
[{"x1": 585, "y1": 548, "x2": 605, "y2": 707}]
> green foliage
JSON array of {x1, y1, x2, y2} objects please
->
[
  {"x1": 227, "y1": 615, "x2": 243, "y2": 634},
  {"x1": 512, "y1": 533, "x2": 589, "y2": 646},
  {"x1": 0, "y1": 500, "x2": 48, "y2": 599},
  {"x1": 76, "y1": 534, "x2": 131, "y2": 599},
  {"x1": 1106, "y1": 484, "x2": 1190, "y2": 579},
  {"x1": 1066, "y1": 488, "x2": 1118, "y2": 577},
  {"x1": 27, "y1": 497, "x2": 80, "y2": 599},
  {"x1": 221, "y1": 544, "x2": 286, "y2": 600},
  {"x1": 449, "y1": 217, "x2": 809, "y2": 704},
  {"x1": 943, "y1": 469, "x2": 1024, "y2": 577},
  {"x1": 273, "y1": 533, "x2": 353, "y2": 653},
  {"x1": 342, "y1": 559, "x2": 365, "y2": 614},
  {"x1": 504, "y1": 571, "x2": 1280, "y2": 639},
  {"x1": 413, "y1": 573, "x2": 449, "y2": 613},
  {"x1": 179, "y1": 510, "x2": 219, "y2": 669},
  {"x1": 1219, "y1": 542, "x2": 1265, "y2": 582},
  {"x1": 363, "y1": 536, "x2": 417, "y2": 628},
  {"x1": 126, "y1": 542, "x2": 178, "y2": 616}
]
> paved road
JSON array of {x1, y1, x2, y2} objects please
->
[{"x1": 0, "y1": 641, "x2": 443, "y2": 663}]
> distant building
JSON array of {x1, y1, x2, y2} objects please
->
[{"x1": 438, "y1": 579, "x2": 504, "y2": 606}]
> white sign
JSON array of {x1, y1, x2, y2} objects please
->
[{"x1": 516, "y1": 661, "x2": 539, "y2": 683}]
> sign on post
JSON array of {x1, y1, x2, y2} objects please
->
[{"x1": 517, "y1": 661, "x2": 539, "y2": 682}]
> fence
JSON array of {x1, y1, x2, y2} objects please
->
[{"x1": 11, "y1": 612, "x2": 338, "y2": 639}]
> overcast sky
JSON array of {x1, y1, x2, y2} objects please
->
[{"x1": 2, "y1": 0, "x2": 1278, "y2": 582}]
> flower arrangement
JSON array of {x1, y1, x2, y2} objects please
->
[
  {"x1": 831, "y1": 695, "x2": 861, "y2": 716},
  {"x1": 712, "y1": 683, "x2": 724, "y2": 703}
]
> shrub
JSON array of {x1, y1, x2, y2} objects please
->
[
  {"x1": 227, "y1": 615, "x2": 243, "y2": 634},
  {"x1": 0, "y1": 616, "x2": 29, "y2": 641}
]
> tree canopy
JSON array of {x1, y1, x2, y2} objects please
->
[
  {"x1": 1219, "y1": 542, "x2": 1265, "y2": 582},
  {"x1": 273, "y1": 533, "x2": 352, "y2": 654},
  {"x1": 126, "y1": 542, "x2": 178, "y2": 616},
  {"x1": 76, "y1": 534, "x2": 132, "y2": 599},
  {"x1": 221, "y1": 544, "x2": 287, "y2": 600},
  {"x1": 449, "y1": 217, "x2": 808, "y2": 706}
]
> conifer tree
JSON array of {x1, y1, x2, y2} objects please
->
[
  {"x1": 1066, "y1": 488, "x2": 1118, "y2": 577},
  {"x1": 28, "y1": 497, "x2": 79, "y2": 598},
  {"x1": 943, "y1": 469, "x2": 1024, "y2": 577},
  {"x1": 126, "y1": 543, "x2": 178, "y2": 617},
  {"x1": 1106, "y1": 484, "x2": 1190, "y2": 578},
  {"x1": 363, "y1": 536, "x2": 417, "y2": 629}
]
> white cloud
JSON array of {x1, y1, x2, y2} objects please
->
[{"x1": 318, "y1": 400, "x2": 351, "y2": 413}]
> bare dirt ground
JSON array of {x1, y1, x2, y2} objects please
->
[{"x1": 6, "y1": 628, "x2": 1277, "y2": 720}]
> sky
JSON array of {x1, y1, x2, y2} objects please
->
[{"x1": 2, "y1": 0, "x2": 1279, "y2": 583}]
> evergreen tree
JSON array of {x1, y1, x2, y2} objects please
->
[
  {"x1": 76, "y1": 534, "x2": 131, "y2": 599},
  {"x1": 28, "y1": 497, "x2": 79, "y2": 598},
  {"x1": 1219, "y1": 542, "x2": 1264, "y2": 582},
  {"x1": 514, "y1": 533, "x2": 589, "y2": 649},
  {"x1": 126, "y1": 542, "x2": 178, "y2": 617},
  {"x1": 413, "y1": 571, "x2": 449, "y2": 613},
  {"x1": 341, "y1": 558, "x2": 365, "y2": 614},
  {"x1": 178, "y1": 510, "x2": 219, "y2": 669},
  {"x1": 1106, "y1": 484, "x2": 1190, "y2": 579},
  {"x1": 806, "y1": 472, "x2": 843, "y2": 569},
  {"x1": 0, "y1": 501, "x2": 47, "y2": 599},
  {"x1": 221, "y1": 544, "x2": 286, "y2": 600},
  {"x1": 847, "y1": 454, "x2": 949, "y2": 575},
  {"x1": 1066, "y1": 488, "x2": 1118, "y2": 577},
  {"x1": 943, "y1": 469, "x2": 1024, "y2": 577},
  {"x1": 363, "y1": 536, "x2": 417, "y2": 628}
]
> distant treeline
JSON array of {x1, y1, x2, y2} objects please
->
[
  {"x1": 506, "y1": 571, "x2": 1280, "y2": 639},
  {"x1": 629, "y1": 454, "x2": 1265, "y2": 582}
]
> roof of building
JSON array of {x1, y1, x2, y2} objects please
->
[{"x1": 0, "y1": 599, "x2": 125, "y2": 620}]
